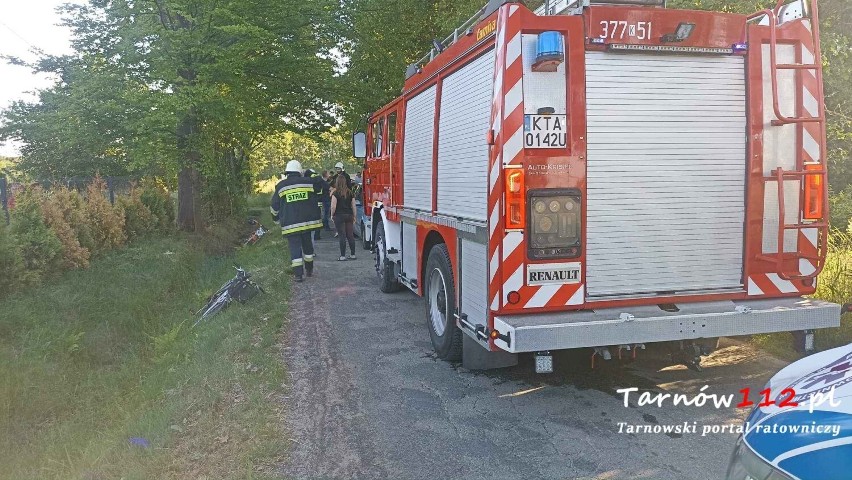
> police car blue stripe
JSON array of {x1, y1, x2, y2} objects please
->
[
  {"x1": 777, "y1": 442, "x2": 852, "y2": 480},
  {"x1": 744, "y1": 410, "x2": 852, "y2": 461}
]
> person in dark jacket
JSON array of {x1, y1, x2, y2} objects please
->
[
  {"x1": 320, "y1": 170, "x2": 332, "y2": 232},
  {"x1": 271, "y1": 160, "x2": 323, "y2": 282},
  {"x1": 330, "y1": 162, "x2": 352, "y2": 189},
  {"x1": 304, "y1": 168, "x2": 326, "y2": 240},
  {"x1": 330, "y1": 175, "x2": 357, "y2": 261}
]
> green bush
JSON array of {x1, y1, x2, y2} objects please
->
[
  {"x1": 829, "y1": 187, "x2": 852, "y2": 232},
  {"x1": 814, "y1": 230, "x2": 852, "y2": 351},
  {"x1": 0, "y1": 224, "x2": 26, "y2": 296},
  {"x1": 118, "y1": 185, "x2": 157, "y2": 240},
  {"x1": 85, "y1": 175, "x2": 126, "y2": 254},
  {"x1": 139, "y1": 178, "x2": 175, "y2": 232},
  {"x1": 0, "y1": 178, "x2": 175, "y2": 297},
  {"x1": 9, "y1": 189, "x2": 63, "y2": 286}
]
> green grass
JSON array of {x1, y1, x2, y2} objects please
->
[
  {"x1": 247, "y1": 192, "x2": 272, "y2": 220},
  {"x1": 752, "y1": 230, "x2": 852, "y2": 360},
  {"x1": 0, "y1": 230, "x2": 290, "y2": 479}
]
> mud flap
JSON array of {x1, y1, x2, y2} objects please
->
[{"x1": 462, "y1": 334, "x2": 518, "y2": 370}]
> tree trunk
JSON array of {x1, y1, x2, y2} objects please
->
[
  {"x1": 177, "y1": 165, "x2": 202, "y2": 231},
  {"x1": 176, "y1": 111, "x2": 203, "y2": 231}
]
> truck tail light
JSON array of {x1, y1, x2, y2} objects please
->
[
  {"x1": 504, "y1": 167, "x2": 525, "y2": 230},
  {"x1": 803, "y1": 163, "x2": 824, "y2": 220}
]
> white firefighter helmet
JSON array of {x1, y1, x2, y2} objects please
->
[
  {"x1": 334, "y1": 162, "x2": 345, "y2": 170},
  {"x1": 285, "y1": 160, "x2": 302, "y2": 173}
]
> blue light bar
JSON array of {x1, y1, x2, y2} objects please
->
[
  {"x1": 534, "y1": 31, "x2": 564, "y2": 72},
  {"x1": 537, "y1": 31, "x2": 563, "y2": 57},
  {"x1": 732, "y1": 42, "x2": 749, "y2": 53}
]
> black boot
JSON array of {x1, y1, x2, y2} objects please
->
[{"x1": 305, "y1": 262, "x2": 314, "y2": 278}]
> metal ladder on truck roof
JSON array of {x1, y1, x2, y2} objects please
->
[
  {"x1": 534, "y1": 0, "x2": 666, "y2": 16},
  {"x1": 404, "y1": 3, "x2": 489, "y2": 79},
  {"x1": 406, "y1": 0, "x2": 668, "y2": 77},
  {"x1": 750, "y1": 0, "x2": 829, "y2": 282}
]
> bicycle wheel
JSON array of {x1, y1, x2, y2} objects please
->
[
  {"x1": 194, "y1": 294, "x2": 230, "y2": 326},
  {"x1": 195, "y1": 284, "x2": 227, "y2": 315}
]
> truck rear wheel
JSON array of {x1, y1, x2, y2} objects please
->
[
  {"x1": 374, "y1": 220, "x2": 401, "y2": 293},
  {"x1": 425, "y1": 244, "x2": 462, "y2": 361}
]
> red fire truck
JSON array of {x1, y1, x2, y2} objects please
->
[{"x1": 353, "y1": 0, "x2": 841, "y2": 372}]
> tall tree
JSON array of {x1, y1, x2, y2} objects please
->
[
  {"x1": 2, "y1": 0, "x2": 340, "y2": 230},
  {"x1": 340, "y1": 0, "x2": 483, "y2": 125}
]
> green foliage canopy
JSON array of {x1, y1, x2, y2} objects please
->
[{"x1": 1, "y1": 0, "x2": 343, "y2": 227}]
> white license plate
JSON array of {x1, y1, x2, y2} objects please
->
[
  {"x1": 524, "y1": 114, "x2": 567, "y2": 149},
  {"x1": 527, "y1": 262, "x2": 581, "y2": 286}
]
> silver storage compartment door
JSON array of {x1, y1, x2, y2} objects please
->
[
  {"x1": 401, "y1": 221, "x2": 418, "y2": 283},
  {"x1": 460, "y1": 239, "x2": 488, "y2": 328},
  {"x1": 585, "y1": 52, "x2": 747, "y2": 297},
  {"x1": 403, "y1": 85, "x2": 436, "y2": 211},
  {"x1": 437, "y1": 49, "x2": 495, "y2": 222}
]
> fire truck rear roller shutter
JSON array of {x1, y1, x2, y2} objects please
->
[
  {"x1": 585, "y1": 52, "x2": 747, "y2": 297},
  {"x1": 587, "y1": 199, "x2": 744, "y2": 209},
  {"x1": 587, "y1": 124, "x2": 746, "y2": 133},
  {"x1": 590, "y1": 210, "x2": 745, "y2": 223},
  {"x1": 436, "y1": 49, "x2": 495, "y2": 222},
  {"x1": 403, "y1": 85, "x2": 437, "y2": 212},
  {"x1": 584, "y1": 156, "x2": 742, "y2": 165},
  {"x1": 591, "y1": 174, "x2": 745, "y2": 183}
]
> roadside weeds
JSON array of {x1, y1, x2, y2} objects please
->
[{"x1": 0, "y1": 232, "x2": 290, "y2": 480}]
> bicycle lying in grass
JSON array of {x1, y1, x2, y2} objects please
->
[
  {"x1": 244, "y1": 220, "x2": 269, "y2": 246},
  {"x1": 194, "y1": 266, "x2": 265, "y2": 326}
]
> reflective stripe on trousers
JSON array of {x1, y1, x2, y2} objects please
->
[{"x1": 287, "y1": 231, "x2": 315, "y2": 277}]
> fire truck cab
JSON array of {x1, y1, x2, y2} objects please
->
[{"x1": 355, "y1": 0, "x2": 841, "y2": 372}]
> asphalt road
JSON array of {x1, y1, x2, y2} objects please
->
[{"x1": 279, "y1": 235, "x2": 790, "y2": 480}]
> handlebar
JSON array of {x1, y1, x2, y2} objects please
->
[{"x1": 233, "y1": 265, "x2": 252, "y2": 279}]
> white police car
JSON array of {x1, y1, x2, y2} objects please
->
[{"x1": 727, "y1": 342, "x2": 852, "y2": 480}]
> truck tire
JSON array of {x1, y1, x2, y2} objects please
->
[
  {"x1": 374, "y1": 220, "x2": 401, "y2": 293},
  {"x1": 424, "y1": 244, "x2": 463, "y2": 362}
]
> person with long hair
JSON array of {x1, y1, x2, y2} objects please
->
[{"x1": 330, "y1": 175, "x2": 357, "y2": 260}]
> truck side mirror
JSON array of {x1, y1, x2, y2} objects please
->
[{"x1": 353, "y1": 132, "x2": 367, "y2": 158}]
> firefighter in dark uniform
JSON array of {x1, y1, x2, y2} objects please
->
[
  {"x1": 330, "y1": 161, "x2": 352, "y2": 189},
  {"x1": 271, "y1": 160, "x2": 323, "y2": 282},
  {"x1": 304, "y1": 168, "x2": 325, "y2": 240}
]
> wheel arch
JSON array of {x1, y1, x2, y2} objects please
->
[
  {"x1": 370, "y1": 203, "x2": 384, "y2": 244},
  {"x1": 371, "y1": 203, "x2": 401, "y2": 253},
  {"x1": 421, "y1": 229, "x2": 463, "y2": 362},
  {"x1": 419, "y1": 226, "x2": 458, "y2": 298}
]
